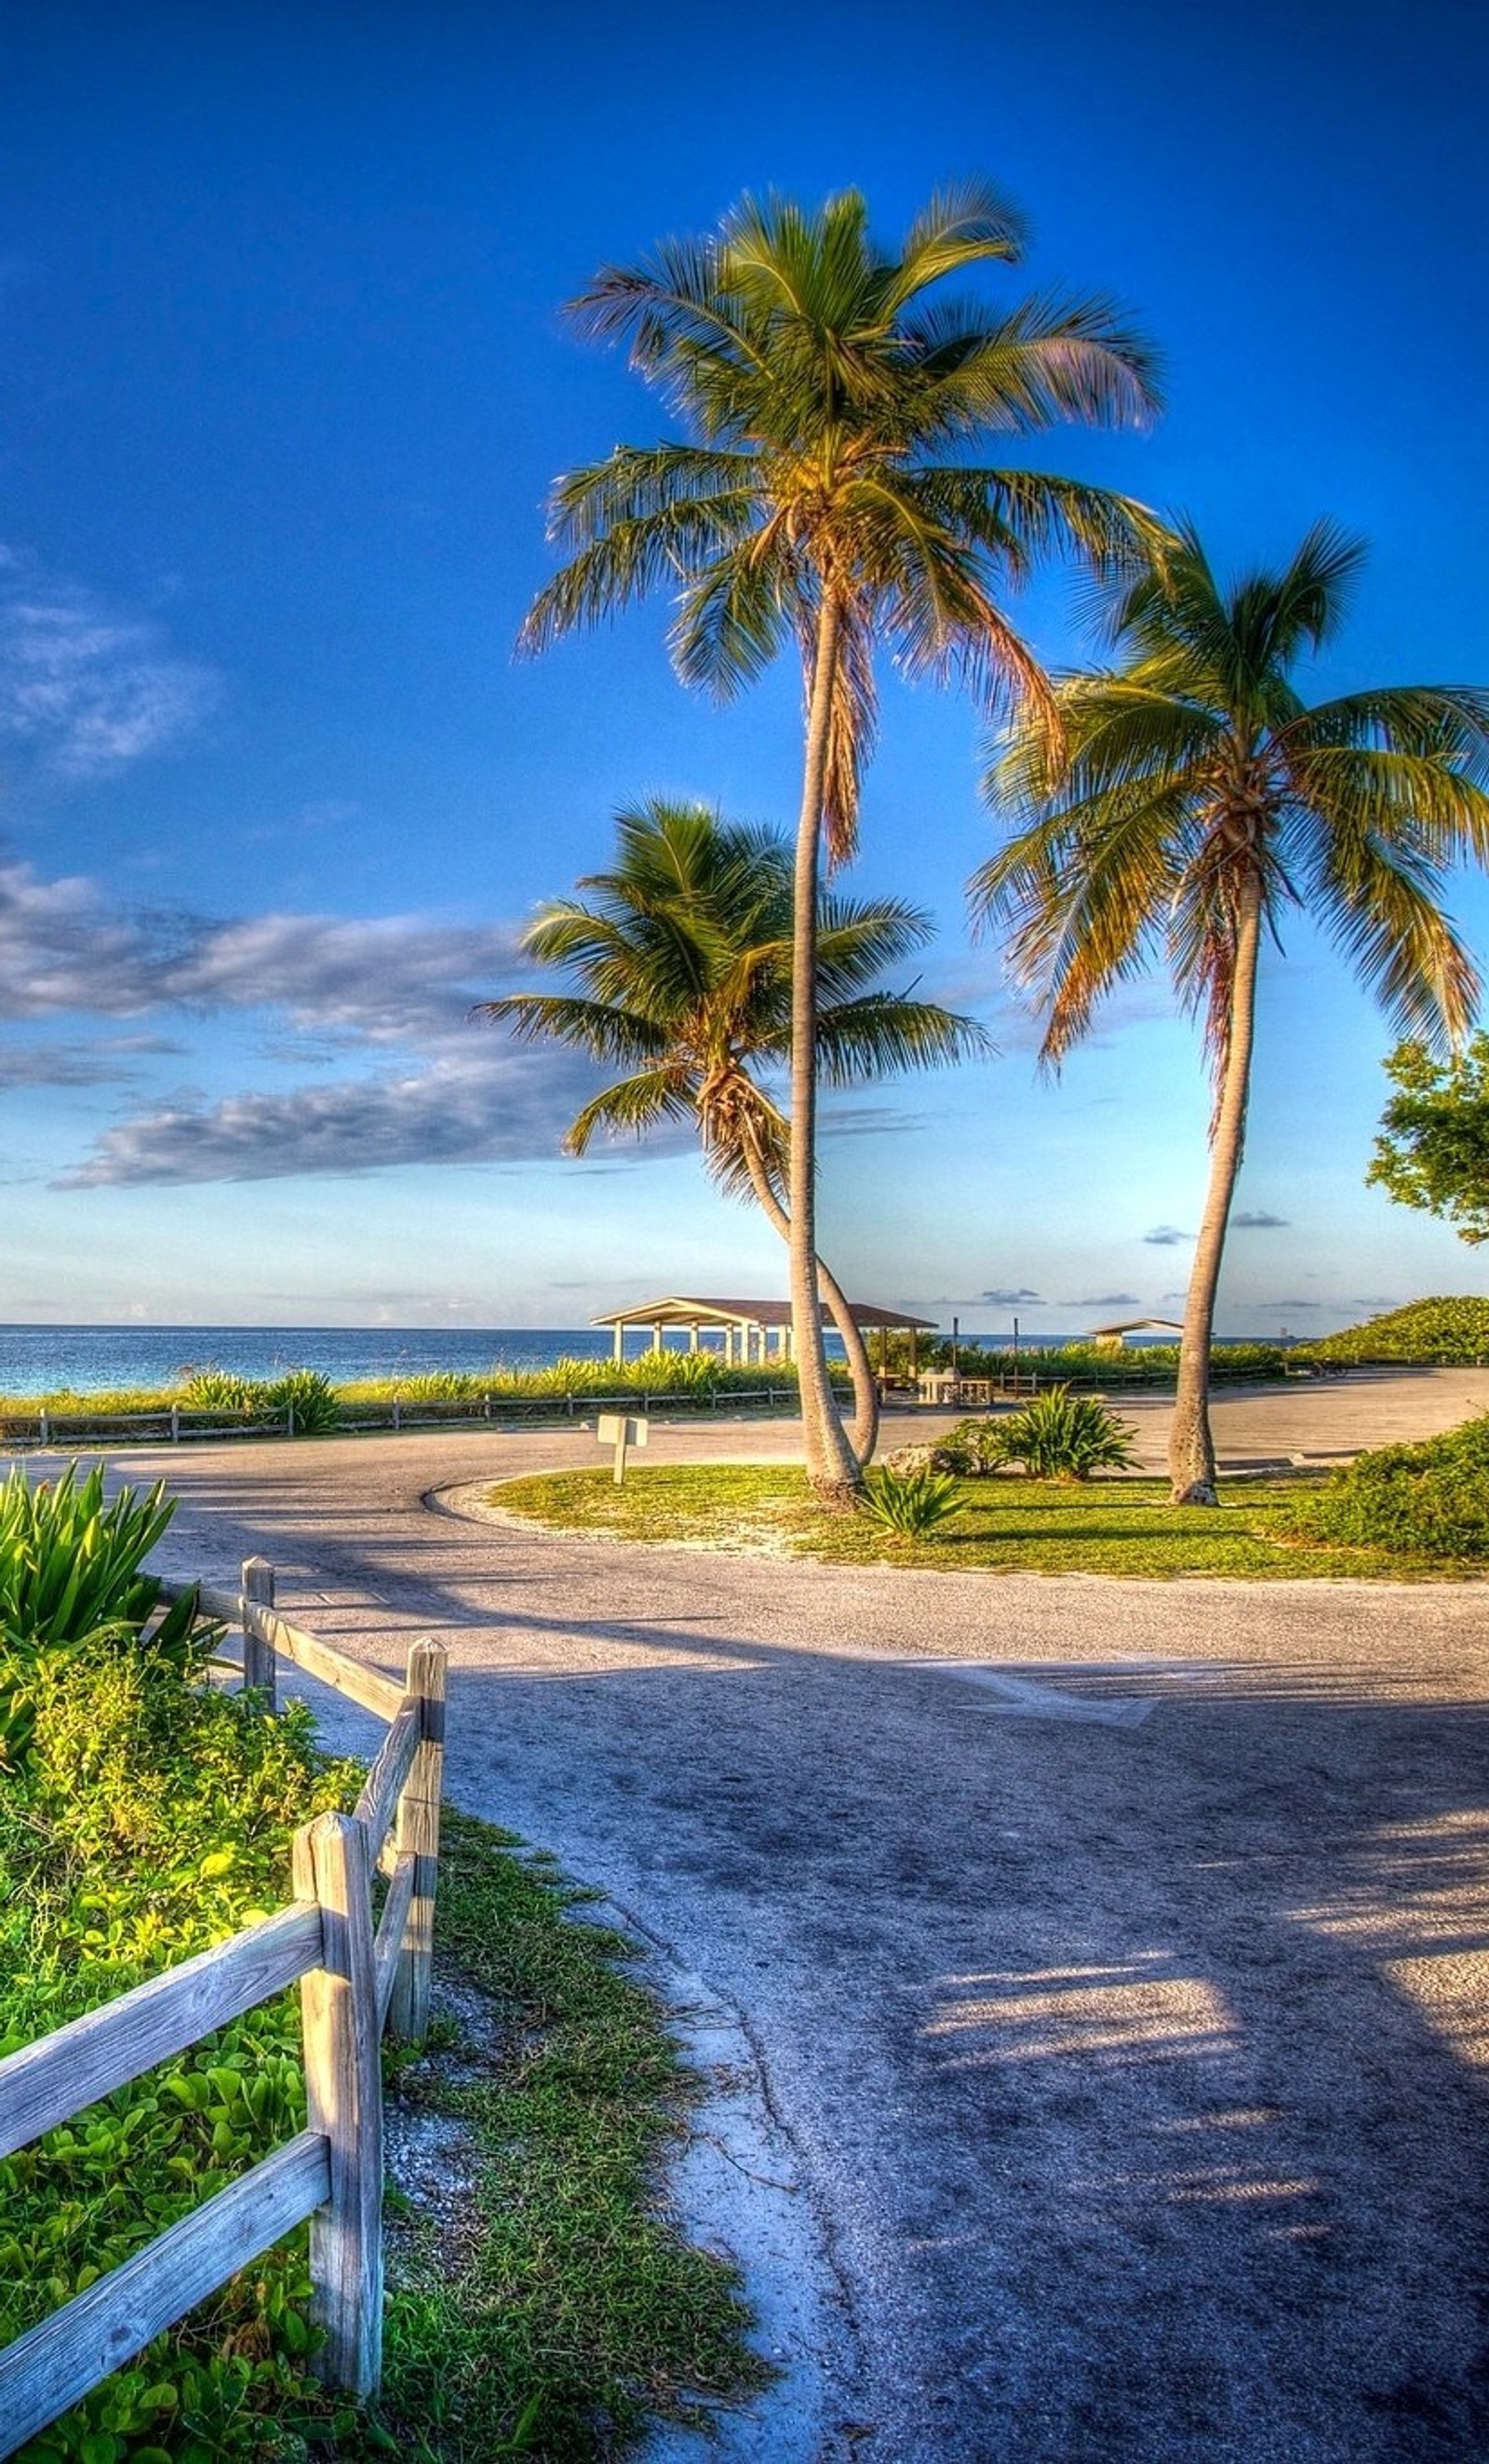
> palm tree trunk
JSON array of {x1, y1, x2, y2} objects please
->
[
  {"x1": 741, "y1": 1145, "x2": 880, "y2": 1467},
  {"x1": 1170, "y1": 873, "x2": 1263, "y2": 1505},
  {"x1": 790, "y1": 592, "x2": 862, "y2": 1507}
]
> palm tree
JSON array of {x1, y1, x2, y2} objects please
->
[
  {"x1": 973, "y1": 519, "x2": 1489, "y2": 1502},
  {"x1": 519, "y1": 182, "x2": 1162, "y2": 1502},
  {"x1": 476, "y1": 797, "x2": 987, "y2": 1462}
]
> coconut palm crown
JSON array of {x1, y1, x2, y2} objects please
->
[
  {"x1": 519, "y1": 181, "x2": 1163, "y2": 1503},
  {"x1": 476, "y1": 797, "x2": 989, "y2": 1465},
  {"x1": 972, "y1": 518, "x2": 1489, "y2": 1502}
]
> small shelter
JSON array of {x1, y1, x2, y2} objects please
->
[
  {"x1": 592, "y1": 1292, "x2": 937, "y2": 1369},
  {"x1": 1086, "y1": 1315, "x2": 1185, "y2": 1351}
]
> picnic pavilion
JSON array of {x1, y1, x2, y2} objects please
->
[{"x1": 592, "y1": 1292, "x2": 938, "y2": 1369}]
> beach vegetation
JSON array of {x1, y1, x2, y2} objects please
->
[
  {"x1": 974, "y1": 519, "x2": 1489, "y2": 1505},
  {"x1": 1275, "y1": 1413, "x2": 1489, "y2": 1561},
  {"x1": 476, "y1": 798, "x2": 983, "y2": 1471},
  {"x1": 1303, "y1": 1296, "x2": 1489, "y2": 1366},
  {"x1": 520, "y1": 182, "x2": 1162, "y2": 1508}
]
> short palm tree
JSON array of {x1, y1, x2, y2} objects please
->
[
  {"x1": 973, "y1": 519, "x2": 1489, "y2": 1501},
  {"x1": 476, "y1": 798, "x2": 987, "y2": 1466},
  {"x1": 520, "y1": 182, "x2": 1162, "y2": 1502}
]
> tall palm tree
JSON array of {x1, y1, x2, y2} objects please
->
[
  {"x1": 973, "y1": 519, "x2": 1489, "y2": 1502},
  {"x1": 520, "y1": 182, "x2": 1162, "y2": 1502},
  {"x1": 476, "y1": 797, "x2": 987, "y2": 1463}
]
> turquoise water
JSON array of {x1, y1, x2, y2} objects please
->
[{"x1": 0, "y1": 1323, "x2": 1191, "y2": 1399}]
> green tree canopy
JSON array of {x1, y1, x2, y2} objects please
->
[{"x1": 1368, "y1": 1035, "x2": 1489, "y2": 1243}]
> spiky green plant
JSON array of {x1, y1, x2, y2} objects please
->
[
  {"x1": 262, "y1": 1367, "x2": 341, "y2": 1435},
  {"x1": 861, "y1": 1463, "x2": 963, "y2": 1542},
  {"x1": 0, "y1": 1465, "x2": 213, "y2": 1767},
  {"x1": 993, "y1": 1387, "x2": 1138, "y2": 1480}
]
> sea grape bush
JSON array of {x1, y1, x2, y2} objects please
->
[
  {"x1": 1281, "y1": 1413, "x2": 1489, "y2": 1559},
  {"x1": 1305, "y1": 1297, "x2": 1489, "y2": 1366}
]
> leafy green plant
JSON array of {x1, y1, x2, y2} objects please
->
[
  {"x1": 180, "y1": 1367, "x2": 263, "y2": 1415},
  {"x1": 0, "y1": 1466, "x2": 215, "y2": 1770},
  {"x1": 1277, "y1": 1413, "x2": 1489, "y2": 1559},
  {"x1": 993, "y1": 1387, "x2": 1139, "y2": 1480},
  {"x1": 861, "y1": 1464, "x2": 962, "y2": 1542},
  {"x1": 939, "y1": 1416, "x2": 1012, "y2": 1475},
  {"x1": 1304, "y1": 1297, "x2": 1489, "y2": 1367},
  {"x1": 262, "y1": 1368, "x2": 341, "y2": 1435}
]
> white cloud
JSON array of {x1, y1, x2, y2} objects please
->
[
  {"x1": 0, "y1": 554, "x2": 219, "y2": 780},
  {"x1": 60, "y1": 1043, "x2": 604, "y2": 1187}
]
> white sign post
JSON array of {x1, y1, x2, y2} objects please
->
[{"x1": 597, "y1": 1411, "x2": 649, "y2": 1486}]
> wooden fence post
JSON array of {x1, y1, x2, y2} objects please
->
[
  {"x1": 241, "y1": 1557, "x2": 276, "y2": 1709},
  {"x1": 388, "y1": 1638, "x2": 447, "y2": 2046},
  {"x1": 294, "y1": 1811, "x2": 383, "y2": 2399}
]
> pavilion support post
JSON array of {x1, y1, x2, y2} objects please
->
[{"x1": 612, "y1": 1324, "x2": 623, "y2": 1366}]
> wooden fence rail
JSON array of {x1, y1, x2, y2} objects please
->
[{"x1": 0, "y1": 1560, "x2": 445, "y2": 2455}]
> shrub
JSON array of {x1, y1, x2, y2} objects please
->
[
  {"x1": 1305, "y1": 1297, "x2": 1489, "y2": 1367},
  {"x1": 939, "y1": 1415, "x2": 1012, "y2": 1475},
  {"x1": 0, "y1": 1465, "x2": 215, "y2": 1770},
  {"x1": 994, "y1": 1386, "x2": 1139, "y2": 1480},
  {"x1": 262, "y1": 1367, "x2": 342, "y2": 1434},
  {"x1": 1279, "y1": 1413, "x2": 1489, "y2": 1559},
  {"x1": 861, "y1": 1464, "x2": 962, "y2": 1542},
  {"x1": 180, "y1": 1365, "x2": 262, "y2": 1414}
]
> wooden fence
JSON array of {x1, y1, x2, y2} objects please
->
[{"x1": 0, "y1": 1558, "x2": 446, "y2": 2454}]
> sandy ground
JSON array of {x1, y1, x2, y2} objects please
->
[{"x1": 89, "y1": 1367, "x2": 1489, "y2": 2462}]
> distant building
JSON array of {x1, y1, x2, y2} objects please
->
[{"x1": 1086, "y1": 1316, "x2": 1185, "y2": 1351}]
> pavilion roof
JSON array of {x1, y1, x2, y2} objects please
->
[{"x1": 591, "y1": 1292, "x2": 937, "y2": 1332}]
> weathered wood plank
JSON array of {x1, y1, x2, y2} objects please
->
[
  {"x1": 354, "y1": 1702, "x2": 421, "y2": 1860},
  {"x1": 0, "y1": 1903, "x2": 323, "y2": 2161},
  {"x1": 0, "y1": 2128, "x2": 329, "y2": 2457},
  {"x1": 241, "y1": 1555, "x2": 276, "y2": 1705},
  {"x1": 264, "y1": 1609, "x2": 404, "y2": 1721},
  {"x1": 388, "y1": 1640, "x2": 448, "y2": 2045},
  {"x1": 154, "y1": 1576, "x2": 242, "y2": 1622},
  {"x1": 373, "y1": 1852, "x2": 419, "y2": 2030},
  {"x1": 295, "y1": 1811, "x2": 383, "y2": 2397}
]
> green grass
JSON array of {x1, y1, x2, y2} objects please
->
[
  {"x1": 487, "y1": 1462, "x2": 1482, "y2": 1581},
  {"x1": 6, "y1": 1640, "x2": 761, "y2": 2459},
  {"x1": 376, "y1": 1812, "x2": 765, "y2": 2459}
]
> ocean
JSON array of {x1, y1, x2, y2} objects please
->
[{"x1": 0, "y1": 1323, "x2": 1186, "y2": 1399}]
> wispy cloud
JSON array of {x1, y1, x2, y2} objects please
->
[
  {"x1": 60, "y1": 1044, "x2": 603, "y2": 1187},
  {"x1": 1143, "y1": 1225, "x2": 1191, "y2": 1246},
  {"x1": 1233, "y1": 1209, "x2": 1289, "y2": 1229},
  {"x1": 1065, "y1": 1292, "x2": 1140, "y2": 1309},
  {"x1": 0, "y1": 551, "x2": 220, "y2": 780},
  {"x1": 981, "y1": 1286, "x2": 1042, "y2": 1306}
]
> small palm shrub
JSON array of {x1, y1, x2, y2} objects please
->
[
  {"x1": 1280, "y1": 1414, "x2": 1489, "y2": 1559},
  {"x1": 181, "y1": 1366, "x2": 262, "y2": 1414},
  {"x1": 861, "y1": 1464, "x2": 962, "y2": 1542},
  {"x1": 995, "y1": 1386, "x2": 1139, "y2": 1480},
  {"x1": 262, "y1": 1367, "x2": 342, "y2": 1434},
  {"x1": 0, "y1": 1465, "x2": 213, "y2": 1767}
]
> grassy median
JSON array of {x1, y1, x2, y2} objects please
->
[{"x1": 486, "y1": 1463, "x2": 1479, "y2": 1582}]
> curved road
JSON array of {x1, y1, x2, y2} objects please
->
[{"x1": 104, "y1": 1387, "x2": 1489, "y2": 2463}]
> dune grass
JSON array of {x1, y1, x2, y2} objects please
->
[{"x1": 487, "y1": 1463, "x2": 1478, "y2": 1582}]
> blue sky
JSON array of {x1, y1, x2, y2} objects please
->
[{"x1": 0, "y1": 0, "x2": 1484, "y2": 1333}]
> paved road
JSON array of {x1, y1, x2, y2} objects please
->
[{"x1": 110, "y1": 1388, "x2": 1489, "y2": 2462}]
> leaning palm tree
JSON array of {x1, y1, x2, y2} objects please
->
[
  {"x1": 476, "y1": 798, "x2": 987, "y2": 1465},
  {"x1": 973, "y1": 519, "x2": 1489, "y2": 1501},
  {"x1": 520, "y1": 183, "x2": 1162, "y2": 1502}
]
